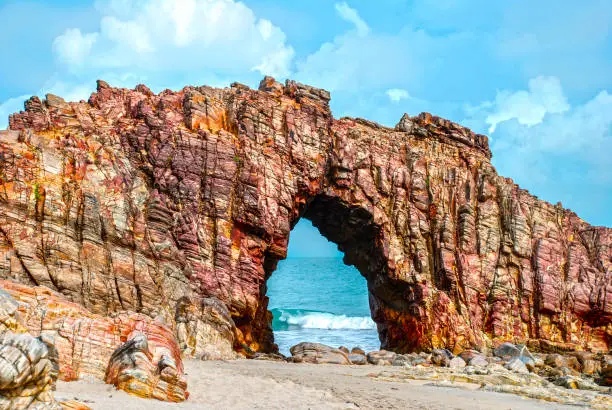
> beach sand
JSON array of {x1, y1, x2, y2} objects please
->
[{"x1": 54, "y1": 359, "x2": 577, "y2": 409}]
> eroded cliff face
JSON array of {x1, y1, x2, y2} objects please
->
[{"x1": 1, "y1": 76, "x2": 610, "y2": 356}]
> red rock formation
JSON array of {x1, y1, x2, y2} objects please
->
[
  {"x1": 105, "y1": 332, "x2": 188, "y2": 402},
  {"x1": 1, "y1": 76, "x2": 610, "y2": 357},
  {"x1": 0, "y1": 280, "x2": 188, "y2": 401}
]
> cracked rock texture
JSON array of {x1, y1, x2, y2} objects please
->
[
  {"x1": 0, "y1": 279, "x2": 187, "y2": 401},
  {"x1": 0, "y1": 76, "x2": 610, "y2": 357},
  {"x1": 0, "y1": 288, "x2": 60, "y2": 409},
  {"x1": 105, "y1": 332, "x2": 188, "y2": 402}
]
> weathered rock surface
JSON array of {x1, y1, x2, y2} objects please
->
[
  {"x1": 348, "y1": 353, "x2": 367, "y2": 365},
  {"x1": 289, "y1": 342, "x2": 350, "y2": 365},
  {"x1": 0, "y1": 332, "x2": 61, "y2": 409},
  {"x1": 0, "y1": 279, "x2": 187, "y2": 401},
  {"x1": 0, "y1": 76, "x2": 610, "y2": 357},
  {"x1": 367, "y1": 350, "x2": 397, "y2": 365},
  {"x1": 105, "y1": 332, "x2": 187, "y2": 402},
  {"x1": 0, "y1": 289, "x2": 60, "y2": 409},
  {"x1": 602, "y1": 360, "x2": 612, "y2": 386},
  {"x1": 431, "y1": 348, "x2": 453, "y2": 367},
  {"x1": 449, "y1": 357, "x2": 466, "y2": 368}
]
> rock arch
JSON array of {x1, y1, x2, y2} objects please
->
[{"x1": 0, "y1": 76, "x2": 609, "y2": 358}]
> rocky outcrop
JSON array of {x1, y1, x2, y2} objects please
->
[
  {"x1": 0, "y1": 333, "x2": 61, "y2": 410},
  {"x1": 105, "y1": 332, "x2": 187, "y2": 402},
  {"x1": 0, "y1": 76, "x2": 610, "y2": 358},
  {"x1": 0, "y1": 288, "x2": 60, "y2": 409},
  {"x1": 0, "y1": 280, "x2": 188, "y2": 401}
]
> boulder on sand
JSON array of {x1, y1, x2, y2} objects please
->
[
  {"x1": 432, "y1": 349, "x2": 453, "y2": 367},
  {"x1": 367, "y1": 350, "x2": 397, "y2": 365},
  {"x1": 289, "y1": 343, "x2": 351, "y2": 365},
  {"x1": 105, "y1": 332, "x2": 188, "y2": 402}
]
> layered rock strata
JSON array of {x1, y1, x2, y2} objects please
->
[
  {"x1": 105, "y1": 333, "x2": 187, "y2": 402},
  {"x1": 0, "y1": 280, "x2": 188, "y2": 401},
  {"x1": 0, "y1": 292, "x2": 61, "y2": 410},
  {"x1": 0, "y1": 76, "x2": 609, "y2": 357},
  {"x1": 0, "y1": 332, "x2": 61, "y2": 410}
]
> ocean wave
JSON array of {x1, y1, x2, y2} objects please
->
[{"x1": 271, "y1": 308, "x2": 376, "y2": 330}]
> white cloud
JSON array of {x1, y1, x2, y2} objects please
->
[
  {"x1": 464, "y1": 77, "x2": 612, "y2": 225},
  {"x1": 335, "y1": 2, "x2": 369, "y2": 37},
  {"x1": 484, "y1": 76, "x2": 570, "y2": 133},
  {"x1": 52, "y1": 28, "x2": 98, "y2": 65},
  {"x1": 386, "y1": 88, "x2": 409, "y2": 102},
  {"x1": 41, "y1": 81, "x2": 96, "y2": 103},
  {"x1": 0, "y1": 95, "x2": 29, "y2": 130},
  {"x1": 294, "y1": 7, "x2": 485, "y2": 101},
  {"x1": 171, "y1": 0, "x2": 197, "y2": 46},
  {"x1": 520, "y1": 89, "x2": 611, "y2": 154},
  {"x1": 53, "y1": 0, "x2": 294, "y2": 79}
]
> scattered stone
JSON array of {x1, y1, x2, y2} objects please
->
[
  {"x1": 458, "y1": 349, "x2": 481, "y2": 363},
  {"x1": 392, "y1": 355, "x2": 411, "y2": 367},
  {"x1": 348, "y1": 353, "x2": 367, "y2": 365},
  {"x1": 520, "y1": 356, "x2": 536, "y2": 372},
  {"x1": 289, "y1": 343, "x2": 350, "y2": 365},
  {"x1": 545, "y1": 354, "x2": 581, "y2": 372},
  {"x1": 468, "y1": 355, "x2": 489, "y2": 367},
  {"x1": 494, "y1": 342, "x2": 534, "y2": 362},
  {"x1": 570, "y1": 352, "x2": 600, "y2": 375},
  {"x1": 449, "y1": 357, "x2": 466, "y2": 368},
  {"x1": 410, "y1": 357, "x2": 427, "y2": 367},
  {"x1": 351, "y1": 347, "x2": 366, "y2": 355},
  {"x1": 580, "y1": 359, "x2": 601, "y2": 375},
  {"x1": 553, "y1": 376, "x2": 601, "y2": 391},
  {"x1": 419, "y1": 352, "x2": 432, "y2": 361},
  {"x1": 505, "y1": 357, "x2": 529, "y2": 374},
  {"x1": 338, "y1": 346, "x2": 350, "y2": 354},
  {"x1": 367, "y1": 350, "x2": 396, "y2": 366},
  {"x1": 253, "y1": 352, "x2": 287, "y2": 362},
  {"x1": 494, "y1": 342, "x2": 519, "y2": 359},
  {"x1": 431, "y1": 349, "x2": 453, "y2": 367}
]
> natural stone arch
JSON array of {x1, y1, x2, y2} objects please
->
[
  {"x1": 257, "y1": 192, "x2": 388, "y2": 353},
  {"x1": 0, "y1": 76, "x2": 609, "y2": 359}
]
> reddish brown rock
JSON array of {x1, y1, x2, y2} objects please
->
[
  {"x1": 0, "y1": 76, "x2": 610, "y2": 358},
  {"x1": 105, "y1": 332, "x2": 188, "y2": 402},
  {"x1": 0, "y1": 280, "x2": 187, "y2": 401}
]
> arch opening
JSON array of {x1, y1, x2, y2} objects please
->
[
  {"x1": 266, "y1": 218, "x2": 378, "y2": 355},
  {"x1": 259, "y1": 194, "x2": 407, "y2": 355}
]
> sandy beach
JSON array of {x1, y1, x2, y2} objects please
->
[{"x1": 54, "y1": 359, "x2": 580, "y2": 409}]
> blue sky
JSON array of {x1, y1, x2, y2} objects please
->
[{"x1": 1, "y1": 0, "x2": 610, "y2": 257}]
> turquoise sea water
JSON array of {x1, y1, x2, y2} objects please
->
[{"x1": 267, "y1": 257, "x2": 380, "y2": 356}]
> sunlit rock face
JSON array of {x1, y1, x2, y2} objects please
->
[
  {"x1": 0, "y1": 288, "x2": 61, "y2": 409},
  {"x1": 0, "y1": 279, "x2": 188, "y2": 401},
  {"x1": 0, "y1": 76, "x2": 609, "y2": 357}
]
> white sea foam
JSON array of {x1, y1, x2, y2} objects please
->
[{"x1": 273, "y1": 308, "x2": 376, "y2": 330}]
